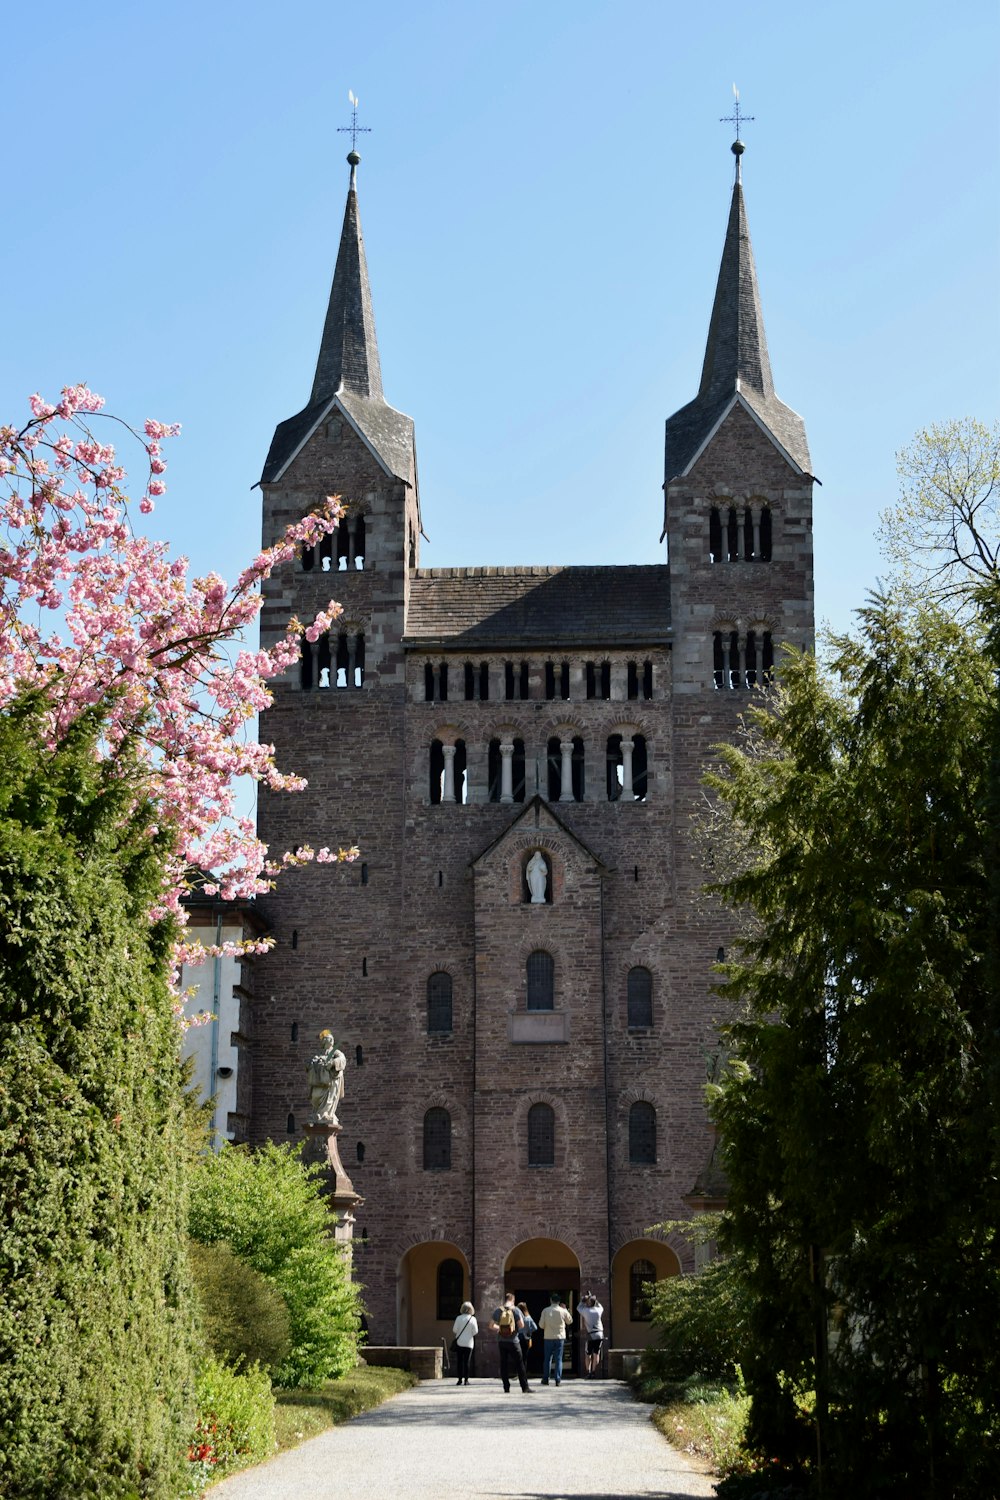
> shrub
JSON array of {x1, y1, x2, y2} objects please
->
[
  {"x1": 189, "y1": 1239, "x2": 291, "y2": 1375},
  {"x1": 0, "y1": 705, "x2": 198, "y2": 1499},
  {"x1": 185, "y1": 1356, "x2": 275, "y2": 1492},
  {"x1": 645, "y1": 1253, "x2": 750, "y2": 1385},
  {"x1": 190, "y1": 1141, "x2": 362, "y2": 1386}
]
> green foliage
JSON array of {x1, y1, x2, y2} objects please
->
[
  {"x1": 652, "y1": 1379, "x2": 750, "y2": 1478},
  {"x1": 707, "y1": 594, "x2": 1000, "y2": 1496},
  {"x1": 272, "y1": 1366, "x2": 416, "y2": 1450},
  {"x1": 645, "y1": 1254, "x2": 750, "y2": 1384},
  {"x1": 184, "y1": 1356, "x2": 275, "y2": 1492},
  {"x1": 189, "y1": 1140, "x2": 362, "y2": 1386},
  {"x1": 0, "y1": 700, "x2": 198, "y2": 1498},
  {"x1": 188, "y1": 1239, "x2": 291, "y2": 1375}
]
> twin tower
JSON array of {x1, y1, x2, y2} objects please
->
[{"x1": 250, "y1": 141, "x2": 814, "y2": 1366}]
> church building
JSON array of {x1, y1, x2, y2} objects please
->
[{"x1": 249, "y1": 137, "x2": 815, "y2": 1368}]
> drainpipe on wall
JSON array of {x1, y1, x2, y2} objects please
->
[
  {"x1": 600, "y1": 874, "x2": 613, "y2": 1350},
  {"x1": 209, "y1": 908, "x2": 223, "y2": 1143}
]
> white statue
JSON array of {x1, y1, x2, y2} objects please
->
[
  {"x1": 526, "y1": 850, "x2": 548, "y2": 904},
  {"x1": 308, "y1": 1030, "x2": 347, "y2": 1124}
]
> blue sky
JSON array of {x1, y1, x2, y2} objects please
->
[{"x1": 4, "y1": 0, "x2": 998, "y2": 639}]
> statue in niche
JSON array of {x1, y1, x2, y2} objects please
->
[
  {"x1": 526, "y1": 850, "x2": 548, "y2": 905},
  {"x1": 308, "y1": 1030, "x2": 347, "y2": 1124}
]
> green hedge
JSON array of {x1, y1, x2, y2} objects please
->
[
  {"x1": 0, "y1": 703, "x2": 198, "y2": 1498},
  {"x1": 189, "y1": 1239, "x2": 291, "y2": 1375},
  {"x1": 190, "y1": 1141, "x2": 362, "y2": 1386}
]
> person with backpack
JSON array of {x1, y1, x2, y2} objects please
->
[{"x1": 489, "y1": 1292, "x2": 532, "y2": 1392}]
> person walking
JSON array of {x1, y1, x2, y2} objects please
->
[
  {"x1": 451, "y1": 1301, "x2": 477, "y2": 1386},
  {"x1": 489, "y1": 1292, "x2": 531, "y2": 1393},
  {"x1": 578, "y1": 1292, "x2": 604, "y2": 1378},
  {"x1": 538, "y1": 1292, "x2": 572, "y2": 1385},
  {"x1": 516, "y1": 1300, "x2": 537, "y2": 1371}
]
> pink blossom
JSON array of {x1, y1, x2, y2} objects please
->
[{"x1": 1, "y1": 386, "x2": 357, "y2": 1013}]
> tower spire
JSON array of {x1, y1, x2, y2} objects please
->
[
  {"x1": 663, "y1": 137, "x2": 811, "y2": 483},
  {"x1": 310, "y1": 150, "x2": 384, "y2": 405},
  {"x1": 697, "y1": 143, "x2": 774, "y2": 406}
]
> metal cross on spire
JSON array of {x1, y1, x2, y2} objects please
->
[
  {"x1": 720, "y1": 84, "x2": 754, "y2": 142},
  {"x1": 338, "y1": 90, "x2": 371, "y2": 154}
]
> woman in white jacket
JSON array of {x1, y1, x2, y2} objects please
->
[{"x1": 452, "y1": 1301, "x2": 478, "y2": 1385}]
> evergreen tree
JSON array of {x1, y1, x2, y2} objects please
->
[
  {"x1": 0, "y1": 702, "x2": 197, "y2": 1498},
  {"x1": 708, "y1": 595, "x2": 999, "y2": 1497}
]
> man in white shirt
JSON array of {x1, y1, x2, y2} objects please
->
[
  {"x1": 578, "y1": 1292, "x2": 604, "y2": 1377},
  {"x1": 538, "y1": 1293, "x2": 572, "y2": 1385}
]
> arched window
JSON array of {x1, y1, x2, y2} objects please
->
[
  {"x1": 319, "y1": 530, "x2": 333, "y2": 572},
  {"x1": 429, "y1": 740, "x2": 445, "y2": 803},
  {"x1": 762, "y1": 631, "x2": 774, "y2": 684},
  {"x1": 760, "y1": 505, "x2": 773, "y2": 561},
  {"x1": 709, "y1": 505, "x2": 722, "y2": 563},
  {"x1": 607, "y1": 733, "x2": 623, "y2": 800},
  {"x1": 424, "y1": 663, "x2": 435, "y2": 702},
  {"x1": 627, "y1": 967, "x2": 653, "y2": 1029},
  {"x1": 488, "y1": 738, "x2": 524, "y2": 802},
  {"x1": 337, "y1": 519, "x2": 349, "y2": 571},
  {"x1": 316, "y1": 632, "x2": 332, "y2": 689},
  {"x1": 629, "y1": 1258, "x2": 656, "y2": 1321},
  {"x1": 629, "y1": 1102, "x2": 657, "y2": 1164},
  {"x1": 527, "y1": 951, "x2": 555, "y2": 1012},
  {"x1": 423, "y1": 1108, "x2": 451, "y2": 1171},
  {"x1": 356, "y1": 1141, "x2": 365, "y2": 1163},
  {"x1": 726, "y1": 505, "x2": 739, "y2": 561},
  {"x1": 427, "y1": 972, "x2": 453, "y2": 1033},
  {"x1": 335, "y1": 631, "x2": 350, "y2": 689},
  {"x1": 571, "y1": 736, "x2": 585, "y2": 801},
  {"x1": 632, "y1": 734, "x2": 648, "y2": 800},
  {"x1": 354, "y1": 514, "x2": 366, "y2": 569},
  {"x1": 547, "y1": 736, "x2": 562, "y2": 801},
  {"x1": 437, "y1": 1257, "x2": 464, "y2": 1319},
  {"x1": 300, "y1": 636, "x2": 314, "y2": 690},
  {"x1": 527, "y1": 1103, "x2": 555, "y2": 1166},
  {"x1": 286, "y1": 1112, "x2": 296, "y2": 1134}
]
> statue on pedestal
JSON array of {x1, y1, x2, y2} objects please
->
[
  {"x1": 308, "y1": 1030, "x2": 347, "y2": 1125},
  {"x1": 526, "y1": 849, "x2": 548, "y2": 904}
]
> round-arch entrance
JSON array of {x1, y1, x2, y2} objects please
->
[
  {"x1": 397, "y1": 1240, "x2": 470, "y2": 1348},
  {"x1": 611, "y1": 1237, "x2": 680, "y2": 1350},
  {"x1": 503, "y1": 1237, "x2": 581, "y2": 1378}
]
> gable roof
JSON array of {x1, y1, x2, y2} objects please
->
[
  {"x1": 260, "y1": 154, "x2": 417, "y2": 491},
  {"x1": 470, "y1": 795, "x2": 609, "y2": 873},
  {"x1": 664, "y1": 161, "x2": 812, "y2": 483},
  {"x1": 405, "y1": 565, "x2": 669, "y2": 648}
]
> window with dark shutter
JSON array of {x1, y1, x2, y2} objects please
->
[
  {"x1": 427, "y1": 972, "x2": 453, "y2": 1033},
  {"x1": 629, "y1": 1101, "x2": 656, "y2": 1164},
  {"x1": 627, "y1": 967, "x2": 653, "y2": 1029},
  {"x1": 526, "y1": 951, "x2": 554, "y2": 1011}
]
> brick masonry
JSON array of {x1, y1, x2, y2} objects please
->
[{"x1": 249, "y1": 187, "x2": 814, "y2": 1373}]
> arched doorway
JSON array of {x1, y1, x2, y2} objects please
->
[
  {"x1": 611, "y1": 1238, "x2": 680, "y2": 1350},
  {"x1": 503, "y1": 1237, "x2": 581, "y2": 1378},
  {"x1": 398, "y1": 1241, "x2": 470, "y2": 1350}
]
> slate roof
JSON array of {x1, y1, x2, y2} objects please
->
[
  {"x1": 404, "y1": 565, "x2": 670, "y2": 648},
  {"x1": 260, "y1": 157, "x2": 416, "y2": 489},
  {"x1": 664, "y1": 164, "x2": 812, "y2": 482}
]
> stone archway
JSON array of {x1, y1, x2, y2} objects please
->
[
  {"x1": 397, "y1": 1240, "x2": 470, "y2": 1349},
  {"x1": 502, "y1": 1237, "x2": 581, "y2": 1378},
  {"x1": 610, "y1": 1237, "x2": 680, "y2": 1351}
]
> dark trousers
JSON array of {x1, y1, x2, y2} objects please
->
[
  {"x1": 498, "y1": 1338, "x2": 529, "y2": 1391},
  {"x1": 456, "y1": 1344, "x2": 472, "y2": 1381}
]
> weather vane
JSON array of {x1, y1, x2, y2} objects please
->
[
  {"x1": 720, "y1": 83, "x2": 754, "y2": 142},
  {"x1": 338, "y1": 90, "x2": 371, "y2": 154}
]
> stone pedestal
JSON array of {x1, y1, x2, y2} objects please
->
[{"x1": 303, "y1": 1120, "x2": 363, "y2": 1248}]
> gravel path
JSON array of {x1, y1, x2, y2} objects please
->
[{"x1": 209, "y1": 1377, "x2": 717, "y2": 1500}]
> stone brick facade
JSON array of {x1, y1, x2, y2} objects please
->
[{"x1": 248, "y1": 152, "x2": 815, "y2": 1374}]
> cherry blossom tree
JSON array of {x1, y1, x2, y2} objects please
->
[{"x1": 1, "y1": 383, "x2": 354, "y2": 979}]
